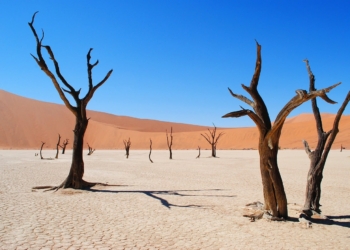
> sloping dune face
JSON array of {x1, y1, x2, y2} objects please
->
[{"x1": 0, "y1": 90, "x2": 349, "y2": 150}]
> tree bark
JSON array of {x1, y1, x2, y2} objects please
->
[
  {"x1": 222, "y1": 42, "x2": 340, "y2": 219},
  {"x1": 62, "y1": 116, "x2": 88, "y2": 188}
]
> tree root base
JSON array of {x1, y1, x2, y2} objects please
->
[
  {"x1": 32, "y1": 180, "x2": 115, "y2": 192},
  {"x1": 243, "y1": 201, "x2": 285, "y2": 222},
  {"x1": 243, "y1": 201, "x2": 286, "y2": 222}
]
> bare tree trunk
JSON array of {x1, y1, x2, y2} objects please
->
[
  {"x1": 55, "y1": 134, "x2": 61, "y2": 159},
  {"x1": 40, "y1": 141, "x2": 45, "y2": 160},
  {"x1": 62, "y1": 116, "x2": 88, "y2": 188},
  {"x1": 222, "y1": 42, "x2": 340, "y2": 219},
  {"x1": 302, "y1": 60, "x2": 350, "y2": 215},
  {"x1": 149, "y1": 139, "x2": 153, "y2": 163},
  {"x1": 166, "y1": 127, "x2": 173, "y2": 159},
  {"x1": 196, "y1": 146, "x2": 201, "y2": 159},
  {"x1": 201, "y1": 124, "x2": 224, "y2": 158}
]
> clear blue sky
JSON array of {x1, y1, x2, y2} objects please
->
[{"x1": 1, "y1": 1, "x2": 349, "y2": 127}]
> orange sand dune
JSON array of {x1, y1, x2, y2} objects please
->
[{"x1": 1, "y1": 89, "x2": 349, "y2": 150}]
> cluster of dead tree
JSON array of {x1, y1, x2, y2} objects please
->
[
  {"x1": 29, "y1": 13, "x2": 349, "y2": 227},
  {"x1": 128, "y1": 125, "x2": 224, "y2": 162},
  {"x1": 38, "y1": 134, "x2": 69, "y2": 160},
  {"x1": 222, "y1": 42, "x2": 349, "y2": 222}
]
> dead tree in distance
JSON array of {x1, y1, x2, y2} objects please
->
[
  {"x1": 200, "y1": 124, "x2": 224, "y2": 157},
  {"x1": 87, "y1": 143, "x2": 95, "y2": 156},
  {"x1": 301, "y1": 59, "x2": 350, "y2": 215},
  {"x1": 166, "y1": 127, "x2": 173, "y2": 159},
  {"x1": 123, "y1": 138, "x2": 131, "y2": 159},
  {"x1": 196, "y1": 146, "x2": 201, "y2": 159},
  {"x1": 55, "y1": 134, "x2": 61, "y2": 159},
  {"x1": 29, "y1": 12, "x2": 113, "y2": 190},
  {"x1": 149, "y1": 139, "x2": 153, "y2": 163},
  {"x1": 39, "y1": 141, "x2": 54, "y2": 160},
  {"x1": 40, "y1": 141, "x2": 45, "y2": 160},
  {"x1": 340, "y1": 144, "x2": 345, "y2": 152},
  {"x1": 60, "y1": 139, "x2": 69, "y2": 154},
  {"x1": 222, "y1": 42, "x2": 340, "y2": 219}
]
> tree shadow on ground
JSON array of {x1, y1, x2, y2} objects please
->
[
  {"x1": 309, "y1": 217, "x2": 350, "y2": 228},
  {"x1": 88, "y1": 188, "x2": 235, "y2": 209}
]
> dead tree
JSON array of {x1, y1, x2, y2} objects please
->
[
  {"x1": 166, "y1": 127, "x2": 173, "y2": 159},
  {"x1": 196, "y1": 146, "x2": 201, "y2": 159},
  {"x1": 55, "y1": 134, "x2": 61, "y2": 159},
  {"x1": 29, "y1": 12, "x2": 113, "y2": 190},
  {"x1": 123, "y1": 138, "x2": 131, "y2": 159},
  {"x1": 149, "y1": 139, "x2": 153, "y2": 163},
  {"x1": 340, "y1": 144, "x2": 345, "y2": 152},
  {"x1": 40, "y1": 141, "x2": 45, "y2": 160},
  {"x1": 200, "y1": 124, "x2": 224, "y2": 157},
  {"x1": 87, "y1": 143, "x2": 95, "y2": 156},
  {"x1": 60, "y1": 139, "x2": 69, "y2": 154},
  {"x1": 39, "y1": 141, "x2": 54, "y2": 160},
  {"x1": 301, "y1": 59, "x2": 350, "y2": 215},
  {"x1": 222, "y1": 42, "x2": 340, "y2": 219}
]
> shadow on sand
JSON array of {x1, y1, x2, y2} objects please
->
[{"x1": 88, "y1": 187, "x2": 235, "y2": 209}]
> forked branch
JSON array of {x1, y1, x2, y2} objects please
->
[
  {"x1": 28, "y1": 12, "x2": 76, "y2": 115},
  {"x1": 269, "y1": 82, "x2": 341, "y2": 137}
]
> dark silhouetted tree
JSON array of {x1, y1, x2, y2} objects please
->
[
  {"x1": 123, "y1": 138, "x2": 131, "y2": 159},
  {"x1": 200, "y1": 124, "x2": 224, "y2": 157},
  {"x1": 87, "y1": 143, "x2": 95, "y2": 156},
  {"x1": 29, "y1": 12, "x2": 112, "y2": 190},
  {"x1": 60, "y1": 139, "x2": 69, "y2": 154}
]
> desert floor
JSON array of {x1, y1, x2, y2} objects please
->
[{"x1": 1, "y1": 150, "x2": 349, "y2": 249}]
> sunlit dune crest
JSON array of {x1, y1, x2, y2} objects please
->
[{"x1": 0, "y1": 89, "x2": 349, "y2": 150}]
